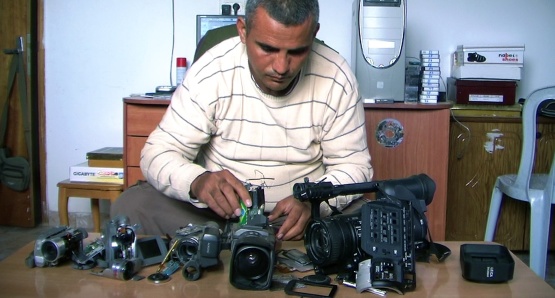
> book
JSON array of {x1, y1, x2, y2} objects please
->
[
  {"x1": 70, "y1": 162, "x2": 124, "y2": 184},
  {"x1": 88, "y1": 159, "x2": 124, "y2": 168},
  {"x1": 86, "y1": 147, "x2": 123, "y2": 160}
]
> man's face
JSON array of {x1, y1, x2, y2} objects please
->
[{"x1": 237, "y1": 8, "x2": 319, "y2": 97}]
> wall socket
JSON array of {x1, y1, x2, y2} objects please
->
[{"x1": 219, "y1": 1, "x2": 245, "y2": 16}]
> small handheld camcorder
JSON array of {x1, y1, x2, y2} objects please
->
[
  {"x1": 174, "y1": 183, "x2": 277, "y2": 290},
  {"x1": 26, "y1": 226, "x2": 88, "y2": 268}
]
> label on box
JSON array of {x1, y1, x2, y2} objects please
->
[
  {"x1": 469, "y1": 94, "x2": 504, "y2": 103},
  {"x1": 455, "y1": 45, "x2": 524, "y2": 66}
]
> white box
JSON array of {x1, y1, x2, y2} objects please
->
[
  {"x1": 454, "y1": 45, "x2": 524, "y2": 66},
  {"x1": 69, "y1": 162, "x2": 124, "y2": 184},
  {"x1": 451, "y1": 64, "x2": 522, "y2": 80}
]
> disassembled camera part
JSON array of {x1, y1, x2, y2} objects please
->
[
  {"x1": 73, "y1": 238, "x2": 105, "y2": 270},
  {"x1": 90, "y1": 258, "x2": 143, "y2": 281},
  {"x1": 147, "y1": 272, "x2": 172, "y2": 284},
  {"x1": 284, "y1": 279, "x2": 338, "y2": 298}
]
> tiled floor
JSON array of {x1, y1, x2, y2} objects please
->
[{"x1": 1, "y1": 224, "x2": 554, "y2": 289}]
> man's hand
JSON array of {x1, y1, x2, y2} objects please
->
[
  {"x1": 190, "y1": 170, "x2": 252, "y2": 219},
  {"x1": 267, "y1": 195, "x2": 311, "y2": 241}
]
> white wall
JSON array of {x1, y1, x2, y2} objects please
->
[{"x1": 44, "y1": 0, "x2": 555, "y2": 216}]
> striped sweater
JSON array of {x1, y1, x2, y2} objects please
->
[{"x1": 141, "y1": 36, "x2": 373, "y2": 215}]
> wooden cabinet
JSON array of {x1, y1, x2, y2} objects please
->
[
  {"x1": 364, "y1": 103, "x2": 452, "y2": 241},
  {"x1": 123, "y1": 97, "x2": 170, "y2": 189},
  {"x1": 446, "y1": 112, "x2": 555, "y2": 250}
]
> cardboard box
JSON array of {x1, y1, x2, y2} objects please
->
[
  {"x1": 69, "y1": 162, "x2": 124, "y2": 184},
  {"x1": 447, "y1": 77, "x2": 517, "y2": 105},
  {"x1": 451, "y1": 64, "x2": 522, "y2": 81},
  {"x1": 454, "y1": 45, "x2": 524, "y2": 66}
]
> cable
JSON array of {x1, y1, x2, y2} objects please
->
[
  {"x1": 169, "y1": 0, "x2": 176, "y2": 86},
  {"x1": 450, "y1": 109, "x2": 471, "y2": 160}
]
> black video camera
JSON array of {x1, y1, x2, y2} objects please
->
[
  {"x1": 175, "y1": 183, "x2": 276, "y2": 290},
  {"x1": 226, "y1": 183, "x2": 276, "y2": 290},
  {"x1": 293, "y1": 174, "x2": 450, "y2": 294}
]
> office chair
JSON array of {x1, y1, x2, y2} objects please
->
[
  {"x1": 484, "y1": 86, "x2": 555, "y2": 279},
  {"x1": 193, "y1": 24, "x2": 331, "y2": 63}
]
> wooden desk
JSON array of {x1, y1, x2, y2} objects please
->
[
  {"x1": 123, "y1": 97, "x2": 170, "y2": 189},
  {"x1": 1, "y1": 239, "x2": 553, "y2": 297},
  {"x1": 364, "y1": 102, "x2": 452, "y2": 241}
]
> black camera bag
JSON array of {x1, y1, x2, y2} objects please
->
[
  {"x1": 0, "y1": 148, "x2": 30, "y2": 191},
  {"x1": 1, "y1": 39, "x2": 32, "y2": 192}
]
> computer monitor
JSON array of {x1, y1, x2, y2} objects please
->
[{"x1": 196, "y1": 15, "x2": 241, "y2": 44}]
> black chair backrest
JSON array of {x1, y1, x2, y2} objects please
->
[{"x1": 193, "y1": 24, "x2": 331, "y2": 63}]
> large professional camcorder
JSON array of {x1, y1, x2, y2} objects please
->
[
  {"x1": 173, "y1": 183, "x2": 276, "y2": 290},
  {"x1": 26, "y1": 226, "x2": 88, "y2": 268},
  {"x1": 225, "y1": 183, "x2": 276, "y2": 290},
  {"x1": 293, "y1": 174, "x2": 450, "y2": 294}
]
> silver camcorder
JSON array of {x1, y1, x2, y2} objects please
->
[{"x1": 27, "y1": 226, "x2": 88, "y2": 268}]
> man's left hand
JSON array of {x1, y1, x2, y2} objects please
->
[{"x1": 267, "y1": 195, "x2": 311, "y2": 241}]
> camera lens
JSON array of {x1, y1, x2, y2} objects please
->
[
  {"x1": 234, "y1": 246, "x2": 270, "y2": 280},
  {"x1": 305, "y1": 216, "x2": 359, "y2": 267},
  {"x1": 176, "y1": 238, "x2": 199, "y2": 263},
  {"x1": 41, "y1": 239, "x2": 65, "y2": 262}
]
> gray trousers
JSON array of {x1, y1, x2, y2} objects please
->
[{"x1": 110, "y1": 180, "x2": 368, "y2": 236}]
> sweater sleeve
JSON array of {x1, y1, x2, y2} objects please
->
[
  {"x1": 310, "y1": 51, "x2": 373, "y2": 216},
  {"x1": 140, "y1": 83, "x2": 213, "y2": 208}
]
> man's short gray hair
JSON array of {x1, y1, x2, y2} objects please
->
[{"x1": 244, "y1": 0, "x2": 319, "y2": 30}]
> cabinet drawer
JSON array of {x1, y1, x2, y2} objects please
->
[
  {"x1": 126, "y1": 136, "x2": 147, "y2": 167},
  {"x1": 126, "y1": 104, "x2": 168, "y2": 136},
  {"x1": 126, "y1": 166, "x2": 145, "y2": 188}
]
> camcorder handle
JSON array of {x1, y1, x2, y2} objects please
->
[{"x1": 293, "y1": 178, "x2": 380, "y2": 219}]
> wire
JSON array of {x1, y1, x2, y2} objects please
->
[
  {"x1": 169, "y1": 0, "x2": 176, "y2": 86},
  {"x1": 450, "y1": 109, "x2": 471, "y2": 160}
]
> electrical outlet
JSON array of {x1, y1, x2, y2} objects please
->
[{"x1": 219, "y1": 0, "x2": 245, "y2": 16}]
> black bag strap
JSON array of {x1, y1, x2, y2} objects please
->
[{"x1": 1, "y1": 36, "x2": 31, "y2": 157}]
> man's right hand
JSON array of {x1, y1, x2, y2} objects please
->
[{"x1": 189, "y1": 170, "x2": 252, "y2": 219}]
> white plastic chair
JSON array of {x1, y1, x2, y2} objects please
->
[{"x1": 484, "y1": 86, "x2": 555, "y2": 279}]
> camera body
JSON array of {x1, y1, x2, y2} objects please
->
[
  {"x1": 31, "y1": 226, "x2": 88, "y2": 267},
  {"x1": 294, "y1": 174, "x2": 437, "y2": 294},
  {"x1": 176, "y1": 183, "x2": 276, "y2": 290},
  {"x1": 227, "y1": 185, "x2": 276, "y2": 290},
  {"x1": 96, "y1": 215, "x2": 143, "y2": 279},
  {"x1": 173, "y1": 221, "x2": 222, "y2": 281}
]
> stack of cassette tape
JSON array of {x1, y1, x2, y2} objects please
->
[{"x1": 419, "y1": 50, "x2": 440, "y2": 103}]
